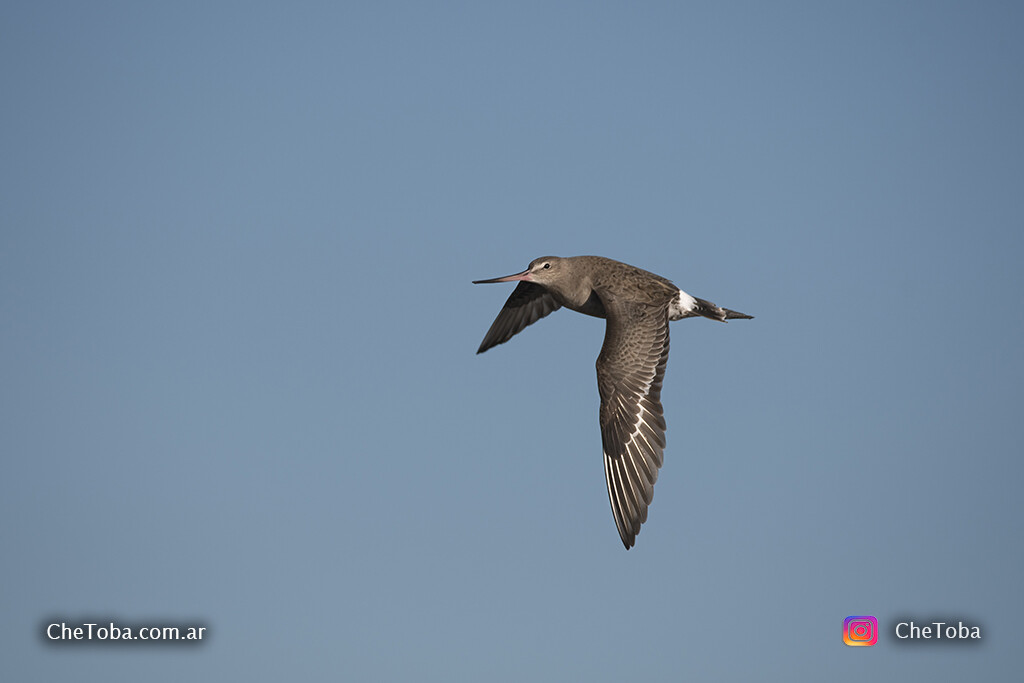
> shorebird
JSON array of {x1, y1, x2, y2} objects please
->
[{"x1": 474, "y1": 255, "x2": 752, "y2": 549}]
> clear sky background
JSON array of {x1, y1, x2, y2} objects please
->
[{"x1": 2, "y1": 2, "x2": 1021, "y2": 681}]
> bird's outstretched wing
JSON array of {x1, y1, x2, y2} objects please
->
[
  {"x1": 597, "y1": 301, "x2": 670, "y2": 549},
  {"x1": 477, "y1": 282, "x2": 561, "y2": 354}
]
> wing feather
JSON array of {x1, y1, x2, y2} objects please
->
[
  {"x1": 477, "y1": 282, "x2": 561, "y2": 354},
  {"x1": 597, "y1": 301, "x2": 671, "y2": 549}
]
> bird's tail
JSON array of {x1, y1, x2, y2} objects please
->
[{"x1": 690, "y1": 296, "x2": 753, "y2": 322}]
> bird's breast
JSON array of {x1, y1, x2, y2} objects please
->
[{"x1": 564, "y1": 289, "x2": 607, "y2": 318}]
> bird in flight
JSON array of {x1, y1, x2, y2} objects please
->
[{"x1": 474, "y1": 255, "x2": 752, "y2": 549}]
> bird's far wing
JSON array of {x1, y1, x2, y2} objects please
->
[
  {"x1": 477, "y1": 282, "x2": 561, "y2": 354},
  {"x1": 597, "y1": 301, "x2": 670, "y2": 549}
]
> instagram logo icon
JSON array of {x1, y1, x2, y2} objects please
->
[{"x1": 844, "y1": 616, "x2": 878, "y2": 646}]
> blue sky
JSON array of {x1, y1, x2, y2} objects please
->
[{"x1": 2, "y1": 2, "x2": 1022, "y2": 680}]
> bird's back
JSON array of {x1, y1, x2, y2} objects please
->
[{"x1": 568, "y1": 256, "x2": 679, "y2": 309}]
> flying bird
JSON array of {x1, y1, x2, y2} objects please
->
[{"x1": 474, "y1": 255, "x2": 752, "y2": 549}]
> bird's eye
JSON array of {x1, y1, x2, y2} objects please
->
[{"x1": 543, "y1": 263, "x2": 551, "y2": 269}]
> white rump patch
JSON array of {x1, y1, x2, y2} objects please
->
[{"x1": 668, "y1": 289, "x2": 697, "y2": 320}]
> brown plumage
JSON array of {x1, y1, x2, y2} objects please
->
[{"x1": 474, "y1": 256, "x2": 752, "y2": 549}]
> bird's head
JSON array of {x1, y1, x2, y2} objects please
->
[{"x1": 472, "y1": 256, "x2": 566, "y2": 286}]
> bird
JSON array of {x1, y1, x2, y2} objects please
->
[{"x1": 473, "y1": 255, "x2": 752, "y2": 549}]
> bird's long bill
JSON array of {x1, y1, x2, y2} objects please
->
[{"x1": 472, "y1": 268, "x2": 531, "y2": 284}]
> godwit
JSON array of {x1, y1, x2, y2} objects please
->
[{"x1": 474, "y1": 255, "x2": 752, "y2": 549}]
